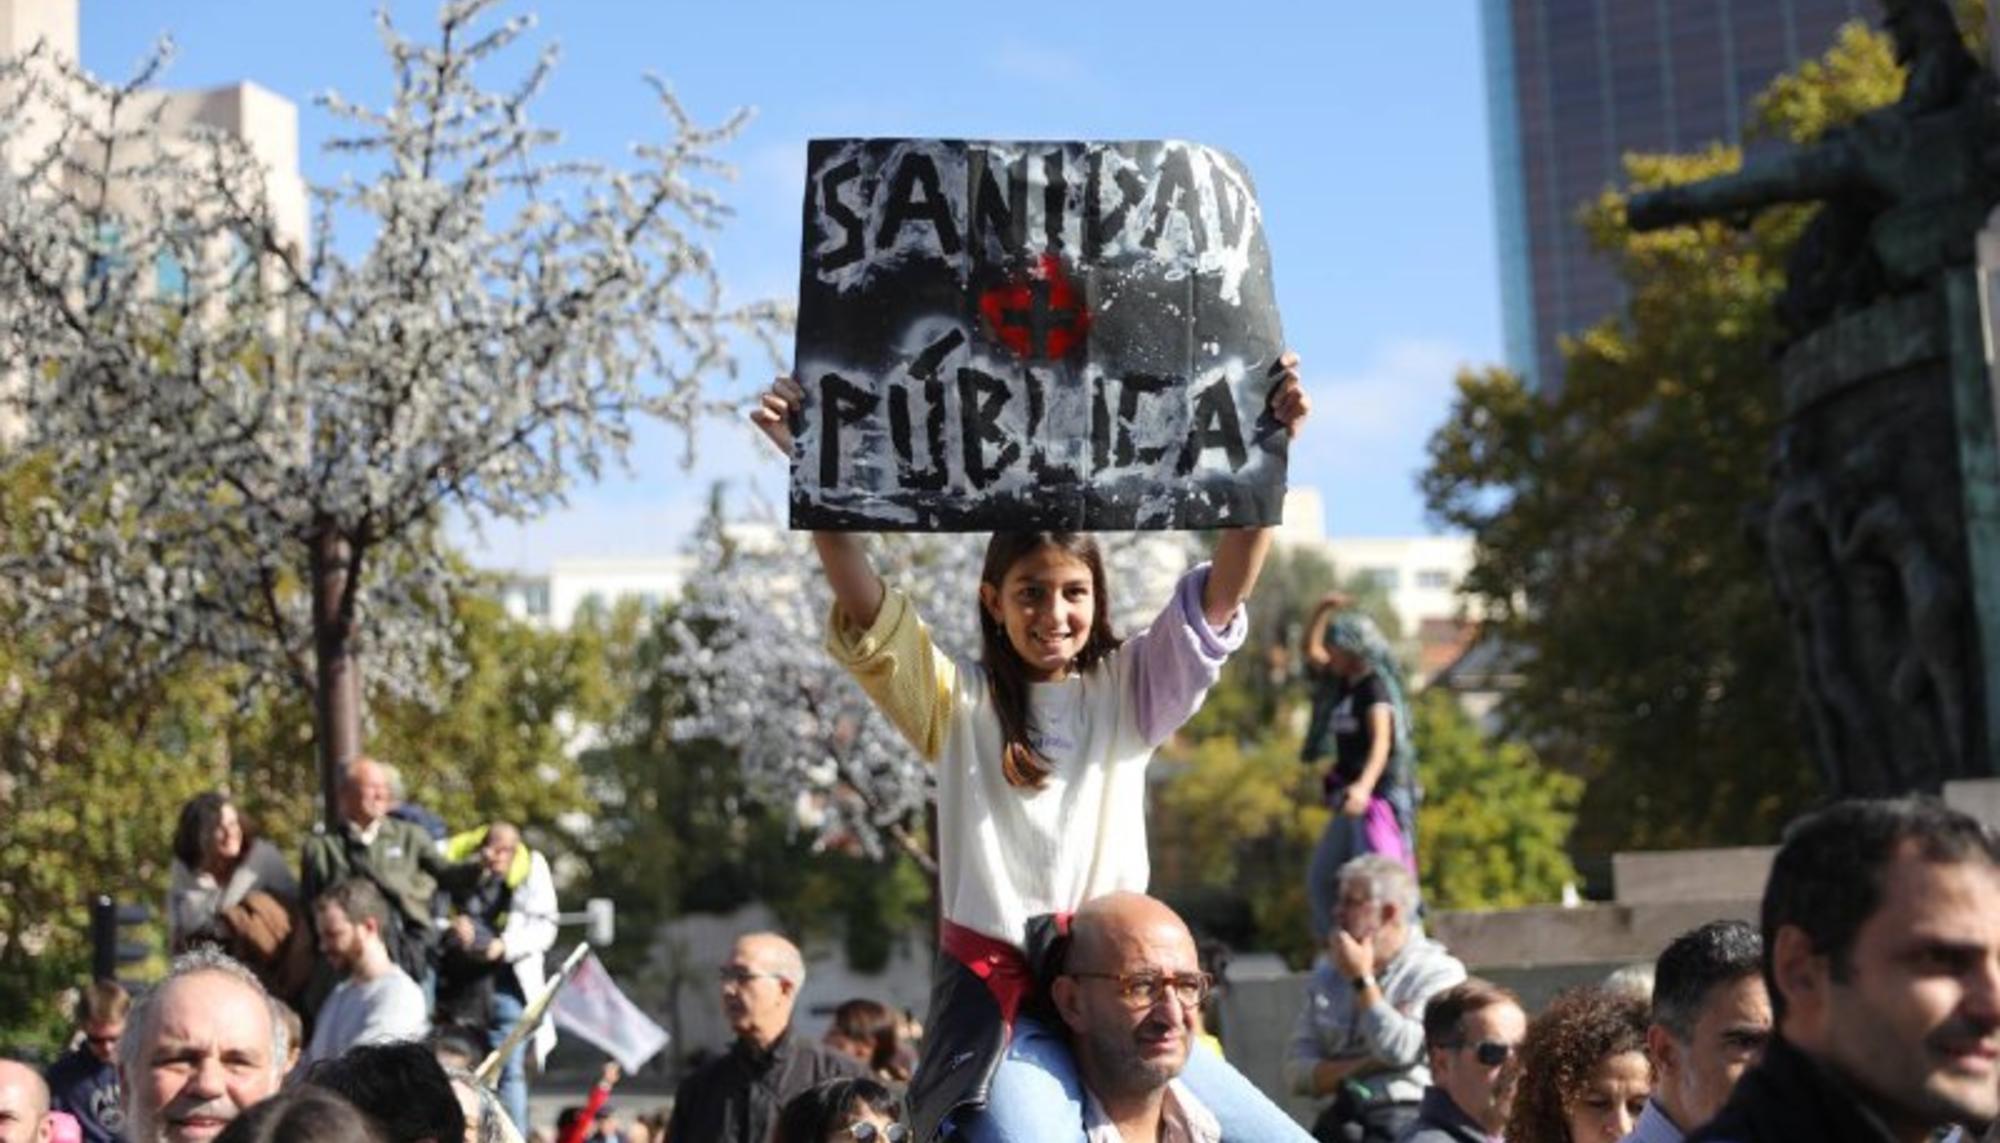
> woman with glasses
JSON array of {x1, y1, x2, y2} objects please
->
[
  {"x1": 1506, "y1": 987, "x2": 1651, "y2": 1143},
  {"x1": 772, "y1": 1077, "x2": 910, "y2": 1143}
]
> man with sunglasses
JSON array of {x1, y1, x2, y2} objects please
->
[
  {"x1": 1286, "y1": 854, "x2": 1466, "y2": 1142},
  {"x1": 667, "y1": 932, "x2": 863, "y2": 1143},
  {"x1": 1048, "y1": 892, "x2": 1225, "y2": 1143},
  {"x1": 43, "y1": 981, "x2": 129, "y2": 1143},
  {"x1": 1624, "y1": 921, "x2": 1768, "y2": 1143},
  {"x1": 1403, "y1": 980, "x2": 1525, "y2": 1143}
]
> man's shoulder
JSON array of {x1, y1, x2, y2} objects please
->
[
  {"x1": 674, "y1": 1048, "x2": 741, "y2": 1093},
  {"x1": 370, "y1": 967, "x2": 426, "y2": 1003},
  {"x1": 806, "y1": 1039, "x2": 868, "y2": 1078},
  {"x1": 1395, "y1": 937, "x2": 1467, "y2": 985},
  {"x1": 43, "y1": 1048, "x2": 102, "y2": 1088},
  {"x1": 377, "y1": 817, "x2": 433, "y2": 850},
  {"x1": 300, "y1": 828, "x2": 339, "y2": 862}
]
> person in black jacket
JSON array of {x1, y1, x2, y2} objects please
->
[
  {"x1": 1401, "y1": 979, "x2": 1526, "y2": 1143},
  {"x1": 666, "y1": 933, "x2": 863, "y2": 1143},
  {"x1": 1690, "y1": 796, "x2": 2000, "y2": 1143},
  {"x1": 43, "y1": 981, "x2": 129, "y2": 1143}
]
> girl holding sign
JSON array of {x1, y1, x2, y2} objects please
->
[{"x1": 753, "y1": 358, "x2": 1312, "y2": 1143}]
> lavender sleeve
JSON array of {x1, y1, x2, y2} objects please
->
[{"x1": 1130, "y1": 563, "x2": 1249, "y2": 747}]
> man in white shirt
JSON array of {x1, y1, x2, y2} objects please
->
[
  {"x1": 304, "y1": 878, "x2": 428, "y2": 1065},
  {"x1": 1050, "y1": 892, "x2": 1221, "y2": 1143}
]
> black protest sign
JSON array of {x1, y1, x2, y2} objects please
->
[{"x1": 791, "y1": 138, "x2": 1287, "y2": 532}]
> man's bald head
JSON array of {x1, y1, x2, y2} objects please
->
[
  {"x1": 733, "y1": 932, "x2": 805, "y2": 983},
  {"x1": 339, "y1": 758, "x2": 392, "y2": 828},
  {"x1": 479, "y1": 822, "x2": 522, "y2": 877},
  {"x1": 1054, "y1": 893, "x2": 1205, "y2": 1111},
  {"x1": 719, "y1": 932, "x2": 806, "y2": 1049},
  {"x1": 1068, "y1": 892, "x2": 1195, "y2": 967},
  {"x1": 0, "y1": 1059, "x2": 50, "y2": 1143}
]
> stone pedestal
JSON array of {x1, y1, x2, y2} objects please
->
[{"x1": 1767, "y1": 273, "x2": 2000, "y2": 793}]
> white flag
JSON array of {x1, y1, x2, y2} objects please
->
[{"x1": 550, "y1": 951, "x2": 671, "y2": 1073}]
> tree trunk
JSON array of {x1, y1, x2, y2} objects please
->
[{"x1": 311, "y1": 521, "x2": 362, "y2": 831}]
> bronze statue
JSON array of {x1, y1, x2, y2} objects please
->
[
  {"x1": 1629, "y1": 0, "x2": 1998, "y2": 795},
  {"x1": 1628, "y1": 0, "x2": 2000, "y2": 337}
]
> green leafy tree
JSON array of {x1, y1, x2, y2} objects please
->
[
  {"x1": 1151, "y1": 730, "x2": 1326, "y2": 967},
  {"x1": 1419, "y1": 23, "x2": 1907, "y2": 870},
  {"x1": 0, "y1": 554, "x2": 611, "y2": 1052},
  {"x1": 1413, "y1": 691, "x2": 1580, "y2": 909}
]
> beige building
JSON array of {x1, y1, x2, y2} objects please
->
[
  {"x1": 1, "y1": 0, "x2": 308, "y2": 437},
  {"x1": 1277, "y1": 486, "x2": 1480, "y2": 682}
]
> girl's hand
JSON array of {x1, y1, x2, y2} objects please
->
[
  {"x1": 749, "y1": 374, "x2": 805, "y2": 455},
  {"x1": 1268, "y1": 351, "x2": 1309, "y2": 439},
  {"x1": 1339, "y1": 784, "x2": 1371, "y2": 817}
]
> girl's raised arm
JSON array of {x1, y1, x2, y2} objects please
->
[
  {"x1": 812, "y1": 531, "x2": 886, "y2": 629},
  {"x1": 1202, "y1": 351, "x2": 1310, "y2": 626},
  {"x1": 751, "y1": 374, "x2": 886, "y2": 627}
]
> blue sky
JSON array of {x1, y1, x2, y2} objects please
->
[{"x1": 80, "y1": 1, "x2": 1504, "y2": 570}]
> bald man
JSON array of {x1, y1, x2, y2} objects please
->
[
  {"x1": 1048, "y1": 893, "x2": 1222, "y2": 1142},
  {"x1": 300, "y1": 757, "x2": 451, "y2": 1000},
  {"x1": 665, "y1": 932, "x2": 863, "y2": 1143},
  {"x1": 0, "y1": 1060, "x2": 51, "y2": 1143}
]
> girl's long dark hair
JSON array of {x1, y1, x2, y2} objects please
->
[{"x1": 978, "y1": 532, "x2": 1122, "y2": 790}]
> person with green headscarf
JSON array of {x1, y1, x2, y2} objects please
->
[{"x1": 1300, "y1": 593, "x2": 1418, "y2": 944}]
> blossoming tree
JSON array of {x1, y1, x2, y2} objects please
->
[{"x1": 0, "y1": 1, "x2": 780, "y2": 824}]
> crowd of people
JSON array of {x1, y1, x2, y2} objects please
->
[
  {"x1": 0, "y1": 360, "x2": 1996, "y2": 1142},
  {"x1": 5, "y1": 787, "x2": 1958, "y2": 1143},
  {"x1": 2, "y1": 758, "x2": 568, "y2": 1140}
]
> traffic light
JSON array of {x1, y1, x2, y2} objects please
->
[{"x1": 90, "y1": 895, "x2": 152, "y2": 983}]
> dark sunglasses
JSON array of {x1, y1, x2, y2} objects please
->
[
  {"x1": 846, "y1": 1124, "x2": 909, "y2": 1142},
  {"x1": 1458, "y1": 1039, "x2": 1518, "y2": 1067}
]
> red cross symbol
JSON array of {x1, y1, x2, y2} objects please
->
[{"x1": 978, "y1": 253, "x2": 1091, "y2": 360}]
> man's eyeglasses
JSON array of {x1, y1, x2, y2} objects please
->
[
  {"x1": 1446, "y1": 1040, "x2": 1519, "y2": 1067},
  {"x1": 716, "y1": 966, "x2": 784, "y2": 986},
  {"x1": 847, "y1": 1124, "x2": 909, "y2": 1142},
  {"x1": 1066, "y1": 970, "x2": 1213, "y2": 1009}
]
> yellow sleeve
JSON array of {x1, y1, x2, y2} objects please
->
[{"x1": 824, "y1": 588, "x2": 957, "y2": 762}]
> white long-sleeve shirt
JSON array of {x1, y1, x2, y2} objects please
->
[{"x1": 828, "y1": 565, "x2": 1244, "y2": 946}]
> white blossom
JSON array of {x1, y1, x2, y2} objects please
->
[{"x1": 0, "y1": 3, "x2": 782, "y2": 744}]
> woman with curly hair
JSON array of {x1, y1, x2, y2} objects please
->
[{"x1": 1507, "y1": 986, "x2": 1651, "y2": 1143}]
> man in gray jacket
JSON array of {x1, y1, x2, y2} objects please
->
[{"x1": 1287, "y1": 855, "x2": 1466, "y2": 1143}]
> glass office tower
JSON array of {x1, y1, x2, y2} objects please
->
[{"x1": 1483, "y1": 0, "x2": 1870, "y2": 391}]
